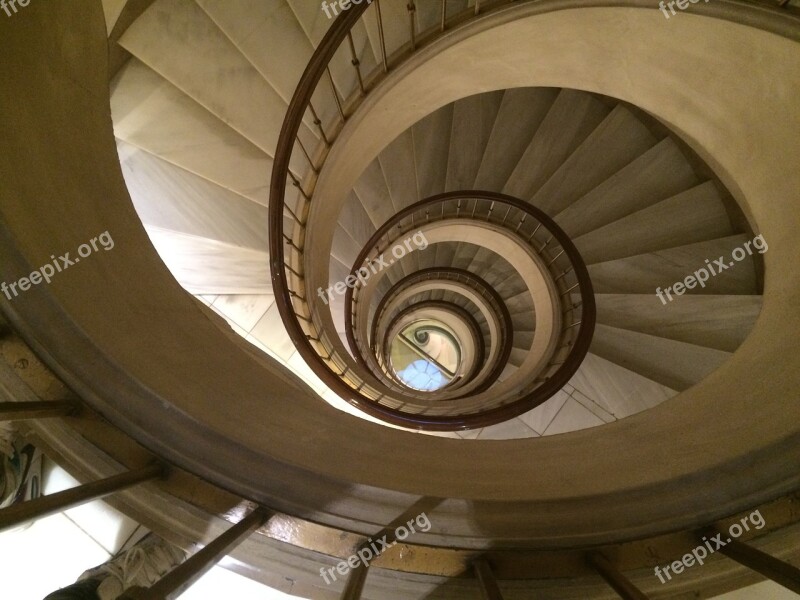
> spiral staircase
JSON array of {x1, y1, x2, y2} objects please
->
[{"x1": 0, "y1": 0, "x2": 799, "y2": 599}]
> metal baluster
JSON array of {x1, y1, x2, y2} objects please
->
[
  {"x1": 283, "y1": 204, "x2": 305, "y2": 227},
  {"x1": 308, "y1": 103, "x2": 330, "y2": 146},
  {"x1": 283, "y1": 234, "x2": 302, "y2": 252},
  {"x1": 408, "y1": 2, "x2": 417, "y2": 51},
  {"x1": 346, "y1": 32, "x2": 366, "y2": 95},
  {"x1": 553, "y1": 267, "x2": 573, "y2": 282},
  {"x1": 120, "y1": 509, "x2": 270, "y2": 600},
  {"x1": 327, "y1": 67, "x2": 346, "y2": 122},
  {"x1": 285, "y1": 263, "x2": 303, "y2": 279},
  {"x1": 560, "y1": 283, "x2": 580, "y2": 296},
  {"x1": 586, "y1": 552, "x2": 650, "y2": 600},
  {"x1": 0, "y1": 465, "x2": 164, "y2": 534},
  {"x1": 547, "y1": 249, "x2": 565, "y2": 266},
  {"x1": 375, "y1": 0, "x2": 388, "y2": 72},
  {"x1": 717, "y1": 538, "x2": 800, "y2": 593},
  {"x1": 296, "y1": 138, "x2": 319, "y2": 173},
  {"x1": 287, "y1": 172, "x2": 310, "y2": 201},
  {"x1": 474, "y1": 557, "x2": 504, "y2": 600}
]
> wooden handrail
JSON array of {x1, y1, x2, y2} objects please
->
[
  {"x1": 342, "y1": 190, "x2": 595, "y2": 419},
  {"x1": 267, "y1": 5, "x2": 595, "y2": 429},
  {"x1": 366, "y1": 268, "x2": 512, "y2": 396},
  {"x1": 380, "y1": 300, "x2": 486, "y2": 393}
]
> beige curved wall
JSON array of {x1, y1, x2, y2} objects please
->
[{"x1": 1, "y1": 0, "x2": 799, "y2": 550}]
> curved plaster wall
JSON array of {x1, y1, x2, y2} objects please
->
[{"x1": 1, "y1": 0, "x2": 798, "y2": 550}]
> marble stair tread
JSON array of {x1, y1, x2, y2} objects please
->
[
  {"x1": 120, "y1": 0, "x2": 317, "y2": 169},
  {"x1": 532, "y1": 105, "x2": 657, "y2": 216},
  {"x1": 474, "y1": 87, "x2": 559, "y2": 191},
  {"x1": 593, "y1": 293, "x2": 762, "y2": 352},
  {"x1": 145, "y1": 227, "x2": 270, "y2": 295},
  {"x1": 445, "y1": 91, "x2": 504, "y2": 191},
  {"x1": 503, "y1": 89, "x2": 609, "y2": 201},
  {"x1": 476, "y1": 418, "x2": 539, "y2": 440},
  {"x1": 413, "y1": 103, "x2": 453, "y2": 199},
  {"x1": 207, "y1": 294, "x2": 276, "y2": 333},
  {"x1": 589, "y1": 324, "x2": 732, "y2": 391},
  {"x1": 352, "y1": 159, "x2": 396, "y2": 229},
  {"x1": 111, "y1": 59, "x2": 271, "y2": 205},
  {"x1": 573, "y1": 181, "x2": 732, "y2": 265},
  {"x1": 567, "y1": 352, "x2": 677, "y2": 421},
  {"x1": 555, "y1": 138, "x2": 700, "y2": 240},
  {"x1": 378, "y1": 128, "x2": 420, "y2": 213},
  {"x1": 587, "y1": 235, "x2": 758, "y2": 295},
  {"x1": 338, "y1": 192, "x2": 378, "y2": 247},
  {"x1": 118, "y1": 141, "x2": 268, "y2": 251}
]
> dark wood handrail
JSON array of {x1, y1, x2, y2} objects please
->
[
  {"x1": 365, "y1": 267, "x2": 512, "y2": 396},
  {"x1": 268, "y1": 7, "x2": 595, "y2": 429},
  {"x1": 379, "y1": 300, "x2": 487, "y2": 394},
  {"x1": 343, "y1": 191, "x2": 593, "y2": 395}
]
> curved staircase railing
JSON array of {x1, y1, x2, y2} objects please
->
[
  {"x1": 268, "y1": 0, "x2": 798, "y2": 429},
  {"x1": 369, "y1": 267, "x2": 513, "y2": 395},
  {"x1": 343, "y1": 191, "x2": 595, "y2": 403},
  {"x1": 269, "y1": 2, "x2": 599, "y2": 429}
]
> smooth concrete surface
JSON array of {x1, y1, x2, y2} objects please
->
[{"x1": 1, "y1": 0, "x2": 799, "y2": 570}]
